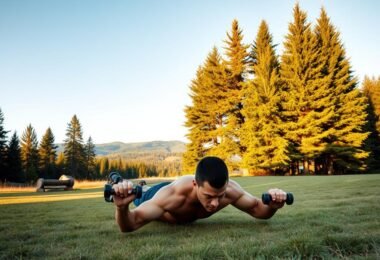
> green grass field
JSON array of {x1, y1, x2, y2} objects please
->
[{"x1": 1, "y1": 175, "x2": 379, "y2": 259}]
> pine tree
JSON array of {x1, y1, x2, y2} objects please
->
[
  {"x1": 84, "y1": 136, "x2": 96, "y2": 179},
  {"x1": 6, "y1": 132, "x2": 23, "y2": 182},
  {"x1": 362, "y1": 76, "x2": 380, "y2": 170},
  {"x1": 280, "y1": 4, "x2": 334, "y2": 174},
  {"x1": 39, "y1": 127, "x2": 57, "y2": 178},
  {"x1": 21, "y1": 124, "x2": 39, "y2": 182},
  {"x1": 64, "y1": 115, "x2": 86, "y2": 178},
  {"x1": 0, "y1": 108, "x2": 9, "y2": 182},
  {"x1": 223, "y1": 19, "x2": 249, "y2": 157},
  {"x1": 241, "y1": 20, "x2": 290, "y2": 174},
  {"x1": 99, "y1": 157, "x2": 109, "y2": 176},
  {"x1": 183, "y1": 47, "x2": 232, "y2": 172},
  {"x1": 314, "y1": 8, "x2": 369, "y2": 174},
  {"x1": 56, "y1": 152, "x2": 65, "y2": 177}
]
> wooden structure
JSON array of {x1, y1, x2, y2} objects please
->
[{"x1": 36, "y1": 175, "x2": 75, "y2": 192}]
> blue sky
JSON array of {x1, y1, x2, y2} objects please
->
[{"x1": 1, "y1": 0, "x2": 379, "y2": 144}]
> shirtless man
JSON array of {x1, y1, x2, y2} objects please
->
[{"x1": 112, "y1": 156, "x2": 289, "y2": 232}]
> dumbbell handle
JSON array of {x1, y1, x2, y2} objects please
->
[
  {"x1": 262, "y1": 192, "x2": 294, "y2": 205},
  {"x1": 104, "y1": 183, "x2": 142, "y2": 202}
]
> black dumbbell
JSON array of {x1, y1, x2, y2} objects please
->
[
  {"x1": 262, "y1": 192, "x2": 294, "y2": 205},
  {"x1": 104, "y1": 172, "x2": 142, "y2": 202}
]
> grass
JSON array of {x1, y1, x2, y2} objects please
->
[{"x1": 0, "y1": 175, "x2": 379, "y2": 259}]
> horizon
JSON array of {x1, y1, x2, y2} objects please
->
[{"x1": 1, "y1": 0, "x2": 379, "y2": 144}]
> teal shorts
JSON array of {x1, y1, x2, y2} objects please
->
[{"x1": 133, "y1": 182, "x2": 171, "y2": 206}]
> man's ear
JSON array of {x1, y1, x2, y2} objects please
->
[{"x1": 192, "y1": 179, "x2": 197, "y2": 187}]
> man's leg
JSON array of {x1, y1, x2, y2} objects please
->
[{"x1": 133, "y1": 182, "x2": 171, "y2": 207}]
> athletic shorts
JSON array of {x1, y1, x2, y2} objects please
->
[{"x1": 133, "y1": 182, "x2": 171, "y2": 207}]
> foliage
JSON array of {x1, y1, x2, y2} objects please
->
[
  {"x1": 313, "y1": 8, "x2": 369, "y2": 174},
  {"x1": 6, "y1": 132, "x2": 23, "y2": 182},
  {"x1": 64, "y1": 115, "x2": 86, "y2": 179},
  {"x1": 20, "y1": 124, "x2": 39, "y2": 182},
  {"x1": 362, "y1": 76, "x2": 380, "y2": 170},
  {"x1": 241, "y1": 20, "x2": 290, "y2": 173},
  {"x1": 38, "y1": 127, "x2": 58, "y2": 178},
  {"x1": 183, "y1": 48, "x2": 230, "y2": 171},
  {"x1": 0, "y1": 108, "x2": 9, "y2": 182},
  {"x1": 84, "y1": 136, "x2": 97, "y2": 179},
  {"x1": 223, "y1": 19, "x2": 249, "y2": 158},
  {"x1": 184, "y1": 4, "x2": 373, "y2": 175}
]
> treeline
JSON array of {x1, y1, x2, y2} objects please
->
[
  {"x1": 0, "y1": 113, "x2": 182, "y2": 183},
  {"x1": 97, "y1": 153, "x2": 182, "y2": 179},
  {"x1": 183, "y1": 4, "x2": 380, "y2": 175}
]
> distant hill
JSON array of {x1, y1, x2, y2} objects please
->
[{"x1": 56, "y1": 140, "x2": 186, "y2": 156}]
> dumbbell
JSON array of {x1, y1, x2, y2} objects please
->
[
  {"x1": 104, "y1": 172, "x2": 143, "y2": 202},
  {"x1": 262, "y1": 192, "x2": 294, "y2": 205}
]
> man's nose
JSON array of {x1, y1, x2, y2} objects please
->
[{"x1": 210, "y1": 198, "x2": 219, "y2": 208}]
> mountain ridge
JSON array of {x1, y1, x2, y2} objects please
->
[{"x1": 57, "y1": 140, "x2": 186, "y2": 156}]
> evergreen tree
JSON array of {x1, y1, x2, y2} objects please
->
[
  {"x1": 314, "y1": 8, "x2": 369, "y2": 174},
  {"x1": 362, "y1": 76, "x2": 380, "y2": 170},
  {"x1": 183, "y1": 48, "x2": 230, "y2": 172},
  {"x1": 0, "y1": 108, "x2": 9, "y2": 182},
  {"x1": 21, "y1": 124, "x2": 39, "y2": 182},
  {"x1": 56, "y1": 152, "x2": 65, "y2": 177},
  {"x1": 64, "y1": 115, "x2": 86, "y2": 178},
  {"x1": 99, "y1": 157, "x2": 109, "y2": 176},
  {"x1": 241, "y1": 20, "x2": 290, "y2": 173},
  {"x1": 6, "y1": 132, "x2": 23, "y2": 182},
  {"x1": 84, "y1": 136, "x2": 96, "y2": 179},
  {"x1": 39, "y1": 127, "x2": 57, "y2": 178},
  {"x1": 280, "y1": 4, "x2": 334, "y2": 174},
  {"x1": 223, "y1": 19, "x2": 249, "y2": 157}
]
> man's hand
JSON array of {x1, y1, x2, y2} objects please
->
[
  {"x1": 112, "y1": 180, "x2": 136, "y2": 209},
  {"x1": 267, "y1": 188, "x2": 287, "y2": 209}
]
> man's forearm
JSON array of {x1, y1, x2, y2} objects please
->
[
  {"x1": 115, "y1": 206, "x2": 136, "y2": 232},
  {"x1": 253, "y1": 201, "x2": 278, "y2": 219}
]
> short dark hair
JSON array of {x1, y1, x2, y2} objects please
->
[{"x1": 195, "y1": 156, "x2": 229, "y2": 188}]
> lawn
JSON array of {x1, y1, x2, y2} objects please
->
[{"x1": 0, "y1": 175, "x2": 379, "y2": 259}]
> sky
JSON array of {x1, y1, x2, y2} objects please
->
[{"x1": 1, "y1": 0, "x2": 379, "y2": 144}]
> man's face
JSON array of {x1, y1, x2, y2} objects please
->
[{"x1": 195, "y1": 181, "x2": 227, "y2": 212}]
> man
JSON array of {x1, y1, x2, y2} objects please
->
[{"x1": 113, "y1": 156, "x2": 289, "y2": 232}]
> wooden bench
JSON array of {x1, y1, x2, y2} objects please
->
[{"x1": 36, "y1": 175, "x2": 75, "y2": 192}]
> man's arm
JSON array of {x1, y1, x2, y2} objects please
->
[
  {"x1": 229, "y1": 180, "x2": 286, "y2": 219},
  {"x1": 113, "y1": 180, "x2": 170, "y2": 232}
]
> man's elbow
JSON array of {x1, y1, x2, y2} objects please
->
[{"x1": 119, "y1": 226, "x2": 136, "y2": 233}]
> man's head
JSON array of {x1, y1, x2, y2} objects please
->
[
  {"x1": 194, "y1": 156, "x2": 229, "y2": 212},
  {"x1": 195, "y1": 156, "x2": 229, "y2": 188}
]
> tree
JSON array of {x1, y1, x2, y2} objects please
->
[
  {"x1": 21, "y1": 124, "x2": 39, "y2": 182},
  {"x1": 241, "y1": 20, "x2": 290, "y2": 173},
  {"x1": 56, "y1": 152, "x2": 65, "y2": 177},
  {"x1": 362, "y1": 76, "x2": 380, "y2": 170},
  {"x1": 6, "y1": 132, "x2": 23, "y2": 182},
  {"x1": 183, "y1": 48, "x2": 230, "y2": 171},
  {"x1": 99, "y1": 157, "x2": 109, "y2": 177},
  {"x1": 223, "y1": 19, "x2": 249, "y2": 158},
  {"x1": 64, "y1": 115, "x2": 86, "y2": 178},
  {"x1": 0, "y1": 108, "x2": 9, "y2": 182},
  {"x1": 39, "y1": 127, "x2": 58, "y2": 178},
  {"x1": 280, "y1": 4, "x2": 335, "y2": 174},
  {"x1": 314, "y1": 8, "x2": 369, "y2": 174},
  {"x1": 84, "y1": 136, "x2": 97, "y2": 179}
]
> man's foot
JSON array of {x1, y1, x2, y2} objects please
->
[{"x1": 138, "y1": 180, "x2": 150, "y2": 192}]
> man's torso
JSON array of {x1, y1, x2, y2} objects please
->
[{"x1": 147, "y1": 176, "x2": 242, "y2": 224}]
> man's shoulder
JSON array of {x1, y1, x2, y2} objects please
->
[
  {"x1": 226, "y1": 179, "x2": 245, "y2": 200},
  {"x1": 171, "y1": 175, "x2": 194, "y2": 193}
]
